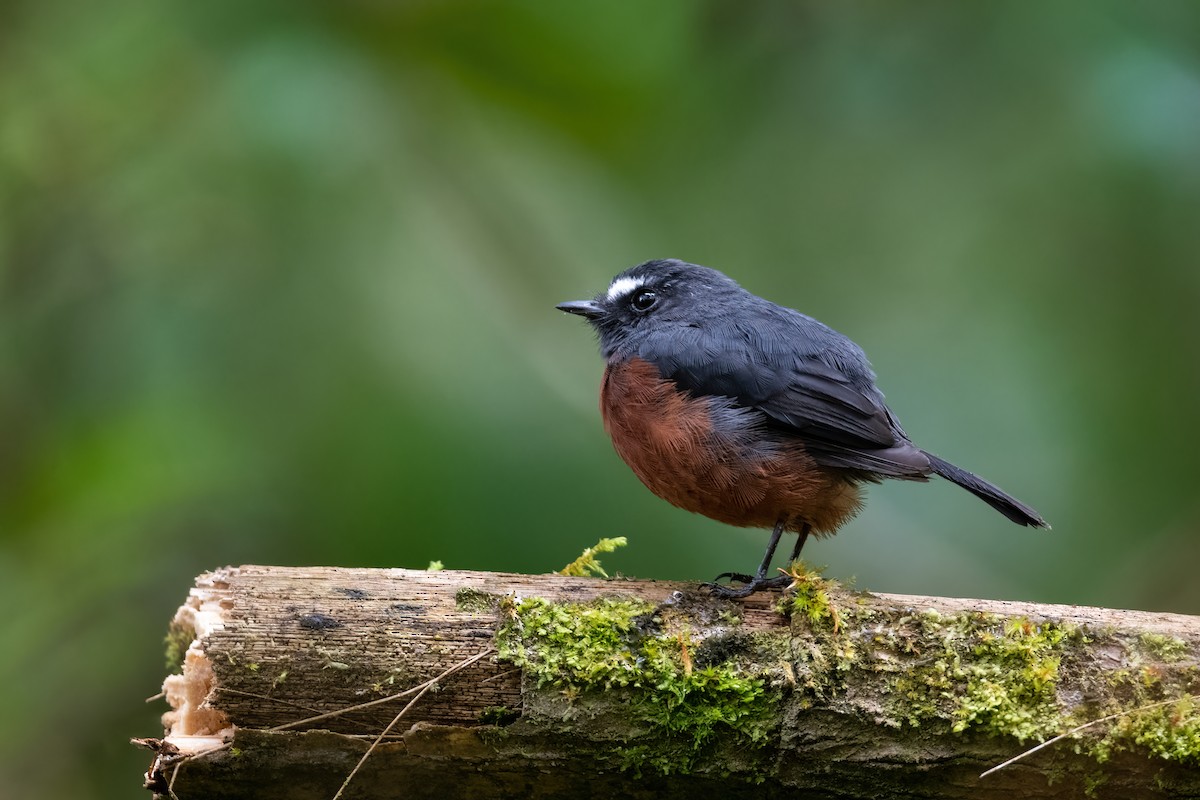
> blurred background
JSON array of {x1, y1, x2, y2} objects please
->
[{"x1": 2, "y1": 1, "x2": 1199, "y2": 796}]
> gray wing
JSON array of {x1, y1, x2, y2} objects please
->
[
  {"x1": 751, "y1": 356, "x2": 930, "y2": 478},
  {"x1": 643, "y1": 312, "x2": 931, "y2": 478}
]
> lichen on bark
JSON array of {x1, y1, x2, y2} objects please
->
[{"x1": 776, "y1": 566, "x2": 1200, "y2": 768}]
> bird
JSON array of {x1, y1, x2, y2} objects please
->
[{"x1": 556, "y1": 258, "x2": 1048, "y2": 598}]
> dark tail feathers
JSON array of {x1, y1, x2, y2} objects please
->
[{"x1": 923, "y1": 452, "x2": 1049, "y2": 528}]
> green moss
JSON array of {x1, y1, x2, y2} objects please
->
[
  {"x1": 164, "y1": 622, "x2": 194, "y2": 672},
  {"x1": 778, "y1": 575, "x2": 1200, "y2": 769},
  {"x1": 777, "y1": 565, "x2": 870, "y2": 704},
  {"x1": 557, "y1": 537, "x2": 627, "y2": 578},
  {"x1": 1083, "y1": 770, "x2": 1108, "y2": 797},
  {"x1": 880, "y1": 612, "x2": 1200, "y2": 767},
  {"x1": 478, "y1": 706, "x2": 520, "y2": 726},
  {"x1": 496, "y1": 595, "x2": 780, "y2": 775},
  {"x1": 1083, "y1": 659, "x2": 1200, "y2": 766},
  {"x1": 1139, "y1": 633, "x2": 1190, "y2": 663},
  {"x1": 883, "y1": 612, "x2": 1073, "y2": 743},
  {"x1": 477, "y1": 724, "x2": 509, "y2": 748},
  {"x1": 1125, "y1": 698, "x2": 1200, "y2": 765},
  {"x1": 951, "y1": 618, "x2": 1070, "y2": 741},
  {"x1": 778, "y1": 563, "x2": 841, "y2": 631},
  {"x1": 490, "y1": 576, "x2": 1200, "y2": 777},
  {"x1": 455, "y1": 587, "x2": 498, "y2": 614}
]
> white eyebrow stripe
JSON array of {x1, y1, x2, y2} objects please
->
[{"x1": 606, "y1": 276, "x2": 645, "y2": 301}]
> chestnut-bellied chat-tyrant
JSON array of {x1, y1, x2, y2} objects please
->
[{"x1": 557, "y1": 259, "x2": 1048, "y2": 598}]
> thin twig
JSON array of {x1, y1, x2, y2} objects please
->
[
  {"x1": 167, "y1": 762, "x2": 182, "y2": 800},
  {"x1": 331, "y1": 647, "x2": 494, "y2": 800},
  {"x1": 980, "y1": 694, "x2": 1200, "y2": 778},
  {"x1": 268, "y1": 653, "x2": 485, "y2": 733},
  {"x1": 480, "y1": 667, "x2": 520, "y2": 684},
  {"x1": 218, "y1": 688, "x2": 379, "y2": 732}
]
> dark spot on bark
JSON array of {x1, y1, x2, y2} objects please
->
[
  {"x1": 389, "y1": 603, "x2": 424, "y2": 615},
  {"x1": 298, "y1": 613, "x2": 342, "y2": 630},
  {"x1": 336, "y1": 588, "x2": 369, "y2": 600}
]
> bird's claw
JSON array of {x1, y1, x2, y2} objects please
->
[
  {"x1": 703, "y1": 573, "x2": 794, "y2": 599},
  {"x1": 702, "y1": 581, "x2": 757, "y2": 599},
  {"x1": 710, "y1": 571, "x2": 756, "y2": 585}
]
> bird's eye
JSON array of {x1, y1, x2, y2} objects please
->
[{"x1": 630, "y1": 290, "x2": 658, "y2": 312}]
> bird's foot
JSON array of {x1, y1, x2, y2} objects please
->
[
  {"x1": 710, "y1": 571, "x2": 755, "y2": 584},
  {"x1": 703, "y1": 573, "x2": 793, "y2": 599}
]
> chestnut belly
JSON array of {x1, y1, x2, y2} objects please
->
[{"x1": 600, "y1": 358, "x2": 862, "y2": 534}]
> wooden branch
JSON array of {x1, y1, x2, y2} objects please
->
[{"x1": 139, "y1": 566, "x2": 1200, "y2": 799}]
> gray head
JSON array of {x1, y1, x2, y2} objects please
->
[{"x1": 556, "y1": 259, "x2": 752, "y2": 360}]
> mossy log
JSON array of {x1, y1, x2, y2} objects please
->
[{"x1": 141, "y1": 566, "x2": 1200, "y2": 799}]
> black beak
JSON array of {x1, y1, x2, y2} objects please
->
[{"x1": 556, "y1": 299, "x2": 605, "y2": 320}]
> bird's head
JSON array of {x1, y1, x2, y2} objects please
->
[{"x1": 556, "y1": 259, "x2": 747, "y2": 361}]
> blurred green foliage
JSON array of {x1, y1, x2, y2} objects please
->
[{"x1": 2, "y1": 2, "x2": 1199, "y2": 797}]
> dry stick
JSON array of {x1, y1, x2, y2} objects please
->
[
  {"x1": 480, "y1": 667, "x2": 520, "y2": 684},
  {"x1": 268, "y1": 664, "x2": 471, "y2": 733},
  {"x1": 218, "y1": 688, "x2": 381, "y2": 733},
  {"x1": 330, "y1": 647, "x2": 494, "y2": 800},
  {"x1": 167, "y1": 762, "x2": 183, "y2": 800},
  {"x1": 980, "y1": 694, "x2": 1200, "y2": 778}
]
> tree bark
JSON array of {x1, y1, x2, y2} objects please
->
[{"x1": 140, "y1": 566, "x2": 1200, "y2": 800}]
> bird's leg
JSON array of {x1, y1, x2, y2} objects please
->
[
  {"x1": 786, "y1": 523, "x2": 811, "y2": 564},
  {"x1": 752, "y1": 523, "x2": 813, "y2": 590},
  {"x1": 706, "y1": 517, "x2": 793, "y2": 598}
]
